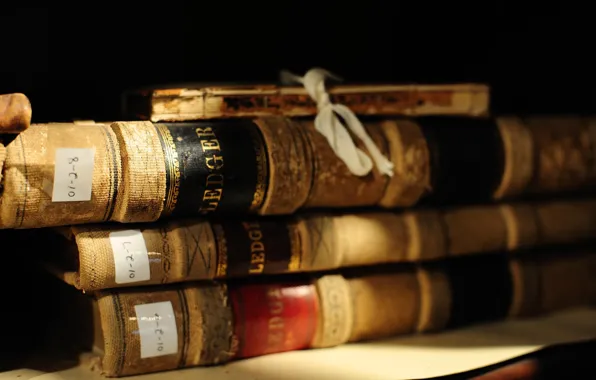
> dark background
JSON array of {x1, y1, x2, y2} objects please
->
[{"x1": 1, "y1": 4, "x2": 594, "y2": 122}]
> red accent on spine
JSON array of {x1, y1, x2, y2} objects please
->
[{"x1": 230, "y1": 282, "x2": 319, "y2": 359}]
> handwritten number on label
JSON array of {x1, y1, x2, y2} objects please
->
[
  {"x1": 52, "y1": 148, "x2": 95, "y2": 202},
  {"x1": 110, "y1": 229, "x2": 151, "y2": 284},
  {"x1": 154, "y1": 313, "x2": 165, "y2": 351},
  {"x1": 122, "y1": 241, "x2": 138, "y2": 279},
  {"x1": 134, "y1": 301, "x2": 177, "y2": 358},
  {"x1": 66, "y1": 156, "x2": 80, "y2": 197}
]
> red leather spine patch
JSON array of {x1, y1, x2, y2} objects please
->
[{"x1": 230, "y1": 281, "x2": 319, "y2": 359}]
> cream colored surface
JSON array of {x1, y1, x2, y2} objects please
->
[{"x1": 6, "y1": 307, "x2": 596, "y2": 380}]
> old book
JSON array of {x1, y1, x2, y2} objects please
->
[
  {"x1": 121, "y1": 83, "x2": 489, "y2": 121},
  {"x1": 44, "y1": 251, "x2": 596, "y2": 377},
  {"x1": 2, "y1": 116, "x2": 596, "y2": 228},
  {"x1": 42, "y1": 198, "x2": 596, "y2": 292},
  {"x1": 6, "y1": 309, "x2": 596, "y2": 380},
  {"x1": 0, "y1": 93, "x2": 31, "y2": 134}
]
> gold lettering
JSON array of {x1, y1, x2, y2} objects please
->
[
  {"x1": 248, "y1": 263, "x2": 264, "y2": 274},
  {"x1": 199, "y1": 188, "x2": 223, "y2": 213},
  {"x1": 206, "y1": 173, "x2": 224, "y2": 187},
  {"x1": 205, "y1": 155, "x2": 224, "y2": 170},
  {"x1": 268, "y1": 288, "x2": 282, "y2": 299},
  {"x1": 196, "y1": 126, "x2": 224, "y2": 214},
  {"x1": 250, "y1": 252, "x2": 265, "y2": 264},
  {"x1": 266, "y1": 290, "x2": 285, "y2": 352},
  {"x1": 202, "y1": 189, "x2": 222, "y2": 202},
  {"x1": 200, "y1": 139, "x2": 221, "y2": 151},
  {"x1": 195, "y1": 127, "x2": 215, "y2": 138},
  {"x1": 244, "y1": 221, "x2": 267, "y2": 274},
  {"x1": 248, "y1": 229, "x2": 263, "y2": 241},
  {"x1": 269, "y1": 301, "x2": 283, "y2": 315},
  {"x1": 269, "y1": 316, "x2": 284, "y2": 326},
  {"x1": 251, "y1": 241, "x2": 264, "y2": 253}
]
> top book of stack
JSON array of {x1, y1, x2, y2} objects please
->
[{"x1": 121, "y1": 83, "x2": 490, "y2": 122}]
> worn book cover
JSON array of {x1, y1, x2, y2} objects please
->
[
  {"x1": 3, "y1": 116, "x2": 595, "y2": 229},
  {"x1": 37, "y1": 198, "x2": 596, "y2": 292},
  {"x1": 20, "y1": 250, "x2": 596, "y2": 377},
  {"x1": 121, "y1": 82, "x2": 489, "y2": 121}
]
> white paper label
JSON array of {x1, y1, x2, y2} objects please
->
[
  {"x1": 135, "y1": 301, "x2": 178, "y2": 359},
  {"x1": 109, "y1": 229, "x2": 151, "y2": 284},
  {"x1": 52, "y1": 148, "x2": 95, "y2": 202}
]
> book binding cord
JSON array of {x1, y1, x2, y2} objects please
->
[{"x1": 280, "y1": 68, "x2": 395, "y2": 177}]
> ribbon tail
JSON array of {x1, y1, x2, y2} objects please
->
[
  {"x1": 280, "y1": 70, "x2": 304, "y2": 85},
  {"x1": 314, "y1": 109, "x2": 373, "y2": 176},
  {"x1": 283, "y1": 67, "x2": 384, "y2": 177},
  {"x1": 305, "y1": 67, "x2": 344, "y2": 83},
  {"x1": 334, "y1": 105, "x2": 395, "y2": 177}
]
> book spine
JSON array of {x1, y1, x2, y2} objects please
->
[
  {"x1": 110, "y1": 120, "x2": 268, "y2": 222},
  {"x1": 378, "y1": 119, "x2": 430, "y2": 207},
  {"x1": 253, "y1": 117, "x2": 313, "y2": 215},
  {"x1": 298, "y1": 119, "x2": 391, "y2": 208},
  {"x1": 67, "y1": 199, "x2": 596, "y2": 291},
  {"x1": 346, "y1": 270, "x2": 421, "y2": 342},
  {"x1": 107, "y1": 115, "x2": 596, "y2": 216},
  {"x1": 3, "y1": 116, "x2": 596, "y2": 228},
  {"x1": 521, "y1": 116, "x2": 596, "y2": 195},
  {"x1": 310, "y1": 274, "x2": 353, "y2": 348},
  {"x1": 0, "y1": 93, "x2": 31, "y2": 133},
  {"x1": 509, "y1": 252, "x2": 596, "y2": 316},
  {"x1": 96, "y1": 284, "x2": 234, "y2": 377},
  {"x1": 228, "y1": 281, "x2": 319, "y2": 359},
  {"x1": 71, "y1": 216, "x2": 303, "y2": 290},
  {"x1": 95, "y1": 251, "x2": 596, "y2": 377},
  {"x1": 0, "y1": 123, "x2": 122, "y2": 229},
  {"x1": 494, "y1": 116, "x2": 596, "y2": 199},
  {"x1": 110, "y1": 117, "x2": 313, "y2": 222},
  {"x1": 96, "y1": 271, "x2": 422, "y2": 376}
]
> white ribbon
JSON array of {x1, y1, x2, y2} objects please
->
[{"x1": 280, "y1": 68, "x2": 394, "y2": 177}]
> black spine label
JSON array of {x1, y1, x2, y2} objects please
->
[
  {"x1": 154, "y1": 121, "x2": 268, "y2": 217},
  {"x1": 445, "y1": 253, "x2": 513, "y2": 328},
  {"x1": 217, "y1": 220, "x2": 296, "y2": 277}
]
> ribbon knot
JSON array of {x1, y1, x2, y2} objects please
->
[{"x1": 281, "y1": 68, "x2": 394, "y2": 177}]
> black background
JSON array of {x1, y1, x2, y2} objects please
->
[{"x1": 0, "y1": 4, "x2": 594, "y2": 122}]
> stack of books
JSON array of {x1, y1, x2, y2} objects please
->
[{"x1": 0, "y1": 70, "x2": 594, "y2": 379}]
